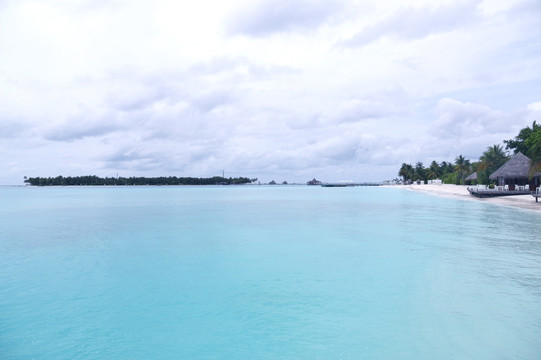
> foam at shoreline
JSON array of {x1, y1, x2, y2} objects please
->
[{"x1": 388, "y1": 184, "x2": 541, "y2": 212}]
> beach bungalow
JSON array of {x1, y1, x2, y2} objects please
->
[
  {"x1": 307, "y1": 178, "x2": 322, "y2": 185},
  {"x1": 489, "y1": 152, "x2": 532, "y2": 190},
  {"x1": 464, "y1": 172, "x2": 477, "y2": 185}
]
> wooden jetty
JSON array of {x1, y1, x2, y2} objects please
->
[
  {"x1": 467, "y1": 185, "x2": 532, "y2": 198},
  {"x1": 321, "y1": 183, "x2": 381, "y2": 187}
]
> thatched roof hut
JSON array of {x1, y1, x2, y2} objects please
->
[
  {"x1": 489, "y1": 152, "x2": 530, "y2": 179},
  {"x1": 464, "y1": 172, "x2": 477, "y2": 184},
  {"x1": 489, "y1": 152, "x2": 531, "y2": 187}
]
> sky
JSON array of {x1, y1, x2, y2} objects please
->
[{"x1": 1, "y1": 0, "x2": 541, "y2": 185}]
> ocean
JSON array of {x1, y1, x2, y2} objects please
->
[{"x1": 1, "y1": 185, "x2": 540, "y2": 359}]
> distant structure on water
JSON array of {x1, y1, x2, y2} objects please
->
[{"x1": 307, "y1": 178, "x2": 322, "y2": 185}]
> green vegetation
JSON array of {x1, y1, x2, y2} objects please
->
[
  {"x1": 504, "y1": 121, "x2": 541, "y2": 155},
  {"x1": 454, "y1": 155, "x2": 470, "y2": 185},
  {"x1": 399, "y1": 159, "x2": 461, "y2": 184},
  {"x1": 522, "y1": 123, "x2": 541, "y2": 176},
  {"x1": 398, "y1": 121, "x2": 540, "y2": 185},
  {"x1": 24, "y1": 175, "x2": 257, "y2": 186},
  {"x1": 476, "y1": 144, "x2": 508, "y2": 184}
]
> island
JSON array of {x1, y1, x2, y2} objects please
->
[{"x1": 24, "y1": 175, "x2": 257, "y2": 186}]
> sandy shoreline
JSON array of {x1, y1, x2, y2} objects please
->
[{"x1": 388, "y1": 184, "x2": 541, "y2": 212}]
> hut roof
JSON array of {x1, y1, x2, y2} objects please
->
[
  {"x1": 489, "y1": 152, "x2": 531, "y2": 180},
  {"x1": 465, "y1": 172, "x2": 477, "y2": 181}
]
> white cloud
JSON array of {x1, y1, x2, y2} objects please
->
[
  {"x1": 431, "y1": 98, "x2": 509, "y2": 137},
  {"x1": 343, "y1": 1, "x2": 482, "y2": 47},
  {"x1": 527, "y1": 101, "x2": 541, "y2": 112},
  {"x1": 424, "y1": 98, "x2": 537, "y2": 161},
  {"x1": 0, "y1": 119, "x2": 26, "y2": 138},
  {"x1": 226, "y1": 0, "x2": 345, "y2": 36}
]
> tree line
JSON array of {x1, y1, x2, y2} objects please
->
[
  {"x1": 24, "y1": 175, "x2": 257, "y2": 186},
  {"x1": 398, "y1": 121, "x2": 541, "y2": 185}
]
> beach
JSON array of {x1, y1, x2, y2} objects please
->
[{"x1": 399, "y1": 183, "x2": 541, "y2": 212}]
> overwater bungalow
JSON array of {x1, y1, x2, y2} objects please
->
[{"x1": 489, "y1": 152, "x2": 534, "y2": 190}]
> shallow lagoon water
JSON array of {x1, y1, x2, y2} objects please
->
[{"x1": 1, "y1": 185, "x2": 540, "y2": 359}]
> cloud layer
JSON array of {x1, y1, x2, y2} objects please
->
[
  {"x1": 1, "y1": 0, "x2": 540, "y2": 184},
  {"x1": 226, "y1": 0, "x2": 345, "y2": 36}
]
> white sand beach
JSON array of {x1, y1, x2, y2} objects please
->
[{"x1": 396, "y1": 184, "x2": 541, "y2": 212}]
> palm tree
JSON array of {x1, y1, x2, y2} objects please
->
[
  {"x1": 414, "y1": 162, "x2": 426, "y2": 182},
  {"x1": 439, "y1": 161, "x2": 454, "y2": 175},
  {"x1": 478, "y1": 145, "x2": 508, "y2": 171},
  {"x1": 454, "y1": 155, "x2": 470, "y2": 185},
  {"x1": 490, "y1": 144, "x2": 506, "y2": 159},
  {"x1": 477, "y1": 144, "x2": 509, "y2": 184},
  {"x1": 398, "y1": 163, "x2": 414, "y2": 182},
  {"x1": 427, "y1": 161, "x2": 441, "y2": 180}
]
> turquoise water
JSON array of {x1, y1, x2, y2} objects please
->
[{"x1": 1, "y1": 186, "x2": 540, "y2": 359}]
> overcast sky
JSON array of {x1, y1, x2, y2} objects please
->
[{"x1": 1, "y1": 0, "x2": 541, "y2": 184}]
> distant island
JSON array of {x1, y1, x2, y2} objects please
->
[{"x1": 24, "y1": 175, "x2": 257, "y2": 186}]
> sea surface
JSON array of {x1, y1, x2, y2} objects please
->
[{"x1": 1, "y1": 185, "x2": 540, "y2": 359}]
